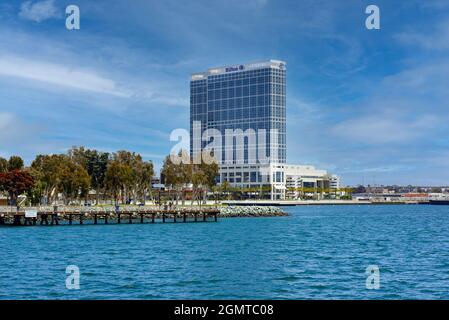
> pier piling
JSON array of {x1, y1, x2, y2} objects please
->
[
  {"x1": 40, "y1": 214, "x2": 49, "y2": 225},
  {"x1": 50, "y1": 214, "x2": 59, "y2": 225}
]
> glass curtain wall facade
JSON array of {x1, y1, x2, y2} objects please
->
[
  {"x1": 190, "y1": 60, "x2": 286, "y2": 164},
  {"x1": 190, "y1": 60, "x2": 287, "y2": 199}
]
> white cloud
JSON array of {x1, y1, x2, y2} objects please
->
[
  {"x1": 144, "y1": 93, "x2": 189, "y2": 108},
  {"x1": 19, "y1": 0, "x2": 60, "y2": 23},
  {"x1": 0, "y1": 26, "x2": 190, "y2": 108},
  {"x1": 382, "y1": 63, "x2": 449, "y2": 98},
  {"x1": 0, "y1": 55, "x2": 131, "y2": 98},
  {"x1": 331, "y1": 113, "x2": 439, "y2": 144},
  {"x1": 337, "y1": 165, "x2": 410, "y2": 175},
  {"x1": 289, "y1": 96, "x2": 316, "y2": 114},
  {"x1": 395, "y1": 21, "x2": 449, "y2": 51}
]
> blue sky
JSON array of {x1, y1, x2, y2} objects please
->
[{"x1": 0, "y1": 0, "x2": 448, "y2": 186}]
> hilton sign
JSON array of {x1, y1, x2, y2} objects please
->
[{"x1": 225, "y1": 65, "x2": 245, "y2": 73}]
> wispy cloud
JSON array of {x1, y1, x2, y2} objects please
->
[
  {"x1": 331, "y1": 112, "x2": 440, "y2": 144},
  {"x1": 395, "y1": 21, "x2": 449, "y2": 51},
  {"x1": 382, "y1": 62, "x2": 449, "y2": 100},
  {"x1": 145, "y1": 94, "x2": 189, "y2": 108},
  {"x1": 19, "y1": 0, "x2": 60, "y2": 23},
  {"x1": 339, "y1": 165, "x2": 409, "y2": 174},
  {"x1": 0, "y1": 55, "x2": 130, "y2": 97}
]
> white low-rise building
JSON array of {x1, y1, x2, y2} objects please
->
[
  {"x1": 219, "y1": 163, "x2": 286, "y2": 200},
  {"x1": 219, "y1": 163, "x2": 340, "y2": 200},
  {"x1": 284, "y1": 165, "x2": 340, "y2": 200}
]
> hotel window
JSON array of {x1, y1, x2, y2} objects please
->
[{"x1": 250, "y1": 172, "x2": 257, "y2": 182}]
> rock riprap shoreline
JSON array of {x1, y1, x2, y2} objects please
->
[{"x1": 220, "y1": 206, "x2": 287, "y2": 217}]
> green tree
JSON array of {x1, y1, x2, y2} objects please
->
[
  {"x1": 111, "y1": 150, "x2": 144, "y2": 203},
  {"x1": 161, "y1": 152, "x2": 191, "y2": 204},
  {"x1": 200, "y1": 161, "x2": 219, "y2": 188},
  {"x1": 191, "y1": 168, "x2": 207, "y2": 205},
  {"x1": 8, "y1": 156, "x2": 24, "y2": 171},
  {"x1": 88, "y1": 151, "x2": 110, "y2": 203},
  {"x1": 68, "y1": 146, "x2": 89, "y2": 169},
  {"x1": 190, "y1": 160, "x2": 219, "y2": 205},
  {"x1": 0, "y1": 157, "x2": 8, "y2": 173},
  {"x1": 57, "y1": 158, "x2": 91, "y2": 204},
  {"x1": 69, "y1": 147, "x2": 110, "y2": 204},
  {"x1": 161, "y1": 155, "x2": 178, "y2": 202},
  {"x1": 31, "y1": 154, "x2": 66, "y2": 204},
  {"x1": 105, "y1": 160, "x2": 133, "y2": 205},
  {"x1": 26, "y1": 167, "x2": 45, "y2": 205},
  {"x1": 135, "y1": 161, "x2": 154, "y2": 204}
]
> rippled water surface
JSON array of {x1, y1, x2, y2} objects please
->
[{"x1": 1, "y1": 205, "x2": 449, "y2": 299}]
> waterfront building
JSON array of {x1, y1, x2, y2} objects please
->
[
  {"x1": 191, "y1": 60, "x2": 286, "y2": 199},
  {"x1": 190, "y1": 60, "x2": 339, "y2": 200},
  {"x1": 284, "y1": 165, "x2": 340, "y2": 199}
]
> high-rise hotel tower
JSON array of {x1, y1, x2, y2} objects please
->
[{"x1": 190, "y1": 60, "x2": 287, "y2": 199}]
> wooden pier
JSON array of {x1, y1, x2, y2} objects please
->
[{"x1": 0, "y1": 207, "x2": 219, "y2": 227}]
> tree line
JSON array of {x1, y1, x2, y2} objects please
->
[
  {"x1": 0, "y1": 147, "x2": 154, "y2": 206},
  {"x1": 0, "y1": 147, "x2": 222, "y2": 207}
]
